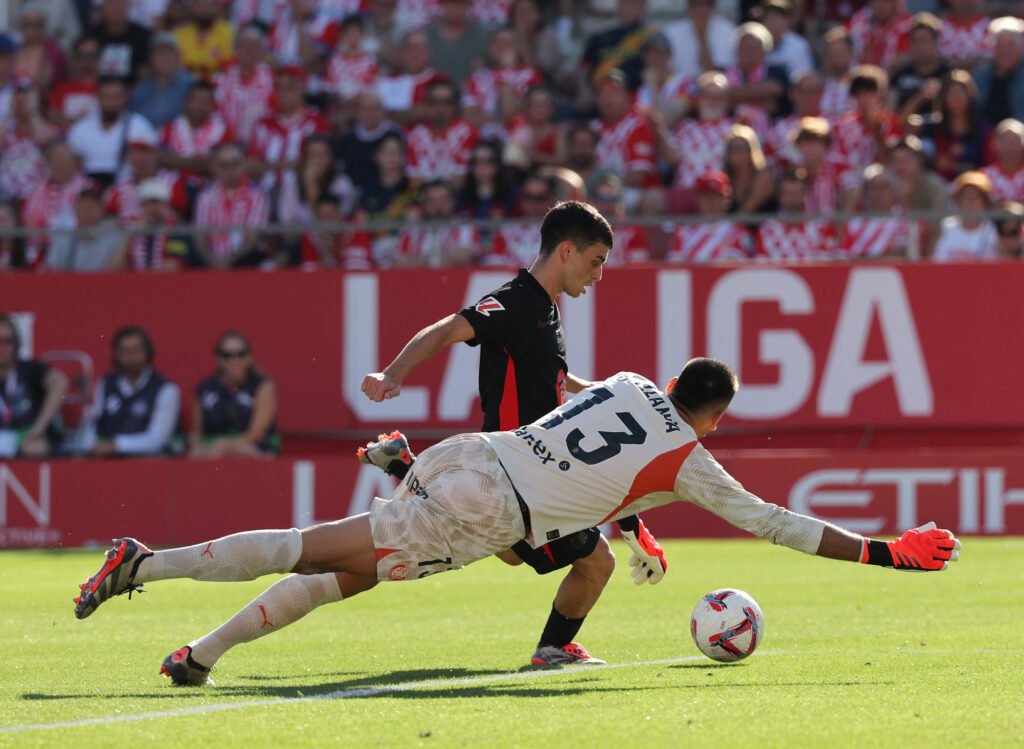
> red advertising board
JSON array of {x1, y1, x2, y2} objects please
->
[
  {"x1": 2, "y1": 263, "x2": 1024, "y2": 434},
  {"x1": 2, "y1": 447, "x2": 1021, "y2": 549}
]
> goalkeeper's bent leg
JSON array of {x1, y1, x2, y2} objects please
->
[
  {"x1": 134, "y1": 529, "x2": 303, "y2": 584},
  {"x1": 188, "y1": 572, "x2": 348, "y2": 668}
]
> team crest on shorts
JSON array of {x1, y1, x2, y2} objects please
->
[{"x1": 388, "y1": 563, "x2": 409, "y2": 580}]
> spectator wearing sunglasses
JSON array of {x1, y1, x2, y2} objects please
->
[
  {"x1": 994, "y1": 200, "x2": 1024, "y2": 259},
  {"x1": 191, "y1": 331, "x2": 280, "y2": 458}
]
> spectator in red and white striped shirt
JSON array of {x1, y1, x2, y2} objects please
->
[
  {"x1": 847, "y1": 0, "x2": 912, "y2": 71},
  {"x1": 940, "y1": 0, "x2": 990, "y2": 71},
  {"x1": 271, "y1": 0, "x2": 341, "y2": 61},
  {"x1": 821, "y1": 27, "x2": 855, "y2": 119},
  {"x1": 793, "y1": 116, "x2": 848, "y2": 215},
  {"x1": 395, "y1": 179, "x2": 479, "y2": 266},
  {"x1": 406, "y1": 78, "x2": 479, "y2": 187},
  {"x1": 982, "y1": 118, "x2": 1024, "y2": 203},
  {"x1": 756, "y1": 169, "x2": 836, "y2": 260},
  {"x1": 590, "y1": 173, "x2": 650, "y2": 265},
  {"x1": 765, "y1": 70, "x2": 826, "y2": 170},
  {"x1": 667, "y1": 170, "x2": 753, "y2": 263},
  {"x1": 326, "y1": 14, "x2": 379, "y2": 104},
  {"x1": 48, "y1": 35, "x2": 100, "y2": 131},
  {"x1": 20, "y1": 140, "x2": 88, "y2": 267},
  {"x1": 841, "y1": 164, "x2": 912, "y2": 257},
  {"x1": 462, "y1": 26, "x2": 541, "y2": 138},
  {"x1": 213, "y1": 25, "x2": 274, "y2": 146},
  {"x1": 483, "y1": 171, "x2": 548, "y2": 267},
  {"x1": 194, "y1": 142, "x2": 270, "y2": 268},
  {"x1": 593, "y1": 68, "x2": 658, "y2": 211},
  {"x1": 104, "y1": 134, "x2": 186, "y2": 223},
  {"x1": 161, "y1": 80, "x2": 233, "y2": 178},
  {"x1": 247, "y1": 65, "x2": 328, "y2": 187},
  {"x1": 831, "y1": 66, "x2": 903, "y2": 187}
]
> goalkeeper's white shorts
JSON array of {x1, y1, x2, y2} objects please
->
[{"x1": 369, "y1": 433, "x2": 527, "y2": 581}]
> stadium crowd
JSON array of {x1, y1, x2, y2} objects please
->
[{"x1": 2, "y1": 0, "x2": 1024, "y2": 269}]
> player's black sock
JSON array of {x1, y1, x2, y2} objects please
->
[{"x1": 538, "y1": 605, "x2": 585, "y2": 648}]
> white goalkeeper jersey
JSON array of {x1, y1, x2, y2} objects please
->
[{"x1": 481, "y1": 372, "x2": 824, "y2": 555}]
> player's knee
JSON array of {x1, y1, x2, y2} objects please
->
[{"x1": 575, "y1": 537, "x2": 615, "y2": 582}]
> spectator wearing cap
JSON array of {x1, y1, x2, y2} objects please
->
[
  {"x1": 48, "y1": 35, "x2": 101, "y2": 130},
  {"x1": 270, "y1": 0, "x2": 340, "y2": 63},
  {"x1": 110, "y1": 177, "x2": 195, "y2": 270},
  {"x1": 212, "y1": 25, "x2": 275, "y2": 146},
  {"x1": 757, "y1": 169, "x2": 836, "y2": 260},
  {"x1": 67, "y1": 75, "x2": 158, "y2": 187},
  {"x1": 462, "y1": 27, "x2": 541, "y2": 139},
  {"x1": 173, "y1": 0, "x2": 236, "y2": 79},
  {"x1": 667, "y1": 171, "x2": 754, "y2": 262},
  {"x1": 972, "y1": 17, "x2": 1024, "y2": 125},
  {"x1": 20, "y1": 140, "x2": 87, "y2": 267},
  {"x1": 131, "y1": 32, "x2": 196, "y2": 129},
  {"x1": 405, "y1": 78, "x2": 479, "y2": 187},
  {"x1": 374, "y1": 30, "x2": 445, "y2": 125},
  {"x1": 195, "y1": 142, "x2": 270, "y2": 268},
  {"x1": 0, "y1": 77, "x2": 56, "y2": 201},
  {"x1": 43, "y1": 180, "x2": 125, "y2": 270},
  {"x1": 89, "y1": 0, "x2": 152, "y2": 83},
  {"x1": 820, "y1": 27, "x2": 855, "y2": 119},
  {"x1": 761, "y1": 0, "x2": 813, "y2": 80},
  {"x1": 994, "y1": 200, "x2": 1024, "y2": 259},
  {"x1": 982, "y1": 118, "x2": 1024, "y2": 203},
  {"x1": 725, "y1": 22, "x2": 788, "y2": 138},
  {"x1": 891, "y1": 14, "x2": 950, "y2": 120},
  {"x1": 664, "y1": 0, "x2": 736, "y2": 82},
  {"x1": 933, "y1": 171, "x2": 998, "y2": 261},
  {"x1": 792, "y1": 116, "x2": 847, "y2": 215},
  {"x1": 426, "y1": 0, "x2": 491, "y2": 87},
  {"x1": 847, "y1": 0, "x2": 912, "y2": 71},
  {"x1": 592, "y1": 69, "x2": 658, "y2": 213},
  {"x1": 4, "y1": 0, "x2": 82, "y2": 53},
  {"x1": 105, "y1": 131, "x2": 185, "y2": 223},
  {"x1": 0, "y1": 35, "x2": 17, "y2": 120},
  {"x1": 160, "y1": 80, "x2": 233, "y2": 178},
  {"x1": 14, "y1": 2, "x2": 68, "y2": 93},
  {"x1": 940, "y1": 0, "x2": 991, "y2": 71},
  {"x1": 580, "y1": 0, "x2": 651, "y2": 95},
  {"x1": 841, "y1": 164, "x2": 914, "y2": 258},
  {"x1": 247, "y1": 64, "x2": 328, "y2": 188}
]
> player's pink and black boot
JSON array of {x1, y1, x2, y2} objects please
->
[
  {"x1": 530, "y1": 642, "x2": 606, "y2": 667},
  {"x1": 357, "y1": 430, "x2": 416, "y2": 479},
  {"x1": 73, "y1": 537, "x2": 153, "y2": 619},
  {"x1": 161, "y1": 645, "x2": 213, "y2": 687}
]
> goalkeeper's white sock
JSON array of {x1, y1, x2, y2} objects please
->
[
  {"x1": 188, "y1": 573, "x2": 343, "y2": 668},
  {"x1": 135, "y1": 529, "x2": 302, "y2": 583}
]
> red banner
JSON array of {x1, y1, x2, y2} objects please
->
[
  {"x1": 2, "y1": 447, "x2": 1022, "y2": 548},
  {"x1": 2, "y1": 263, "x2": 1024, "y2": 433}
]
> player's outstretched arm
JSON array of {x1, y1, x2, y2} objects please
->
[{"x1": 361, "y1": 314, "x2": 475, "y2": 401}]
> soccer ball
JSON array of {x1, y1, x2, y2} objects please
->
[{"x1": 690, "y1": 588, "x2": 765, "y2": 663}]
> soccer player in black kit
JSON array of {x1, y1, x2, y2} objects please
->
[{"x1": 360, "y1": 201, "x2": 668, "y2": 666}]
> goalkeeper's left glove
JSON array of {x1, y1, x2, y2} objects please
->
[
  {"x1": 860, "y1": 521, "x2": 961, "y2": 571},
  {"x1": 620, "y1": 517, "x2": 668, "y2": 585}
]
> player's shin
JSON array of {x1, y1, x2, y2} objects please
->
[
  {"x1": 188, "y1": 572, "x2": 345, "y2": 669},
  {"x1": 136, "y1": 528, "x2": 303, "y2": 583}
]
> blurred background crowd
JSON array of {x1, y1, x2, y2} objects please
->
[{"x1": 2, "y1": 0, "x2": 1024, "y2": 270}]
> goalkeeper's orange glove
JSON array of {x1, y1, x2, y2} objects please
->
[
  {"x1": 621, "y1": 518, "x2": 668, "y2": 585},
  {"x1": 860, "y1": 521, "x2": 961, "y2": 571}
]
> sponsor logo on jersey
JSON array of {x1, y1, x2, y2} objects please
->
[
  {"x1": 388, "y1": 563, "x2": 408, "y2": 580},
  {"x1": 474, "y1": 296, "x2": 505, "y2": 316},
  {"x1": 404, "y1": 472, "x2": 429, "y2": 499}
]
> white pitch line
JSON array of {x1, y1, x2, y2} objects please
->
[{"x1": 0, "y1": 654, "x2": 715, "y2": 735}]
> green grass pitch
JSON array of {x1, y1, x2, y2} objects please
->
[{"x1": 1, "y1": 538, "x2": 1021, "y2": 748}]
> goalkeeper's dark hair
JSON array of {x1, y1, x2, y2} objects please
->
[
  {"x1": 538, "y1": 201, "x2": 614, "y2": 257},
  {"x1": 669, "y1": 358, "x2": 738, "y2": 415}
]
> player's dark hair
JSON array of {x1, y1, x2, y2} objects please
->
[
  {"x1": 538, "y1": 201, "x2": 614, "y2": 256},
  {"x1": 0, "y1": 314, "x2": 22, "y2": 359},
  {"x1": 669, "y1": 358, "x2": 738, "y2": 415},
  {"x1": 112, "y1": 325, "x2": 155, "y2": 364}
]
